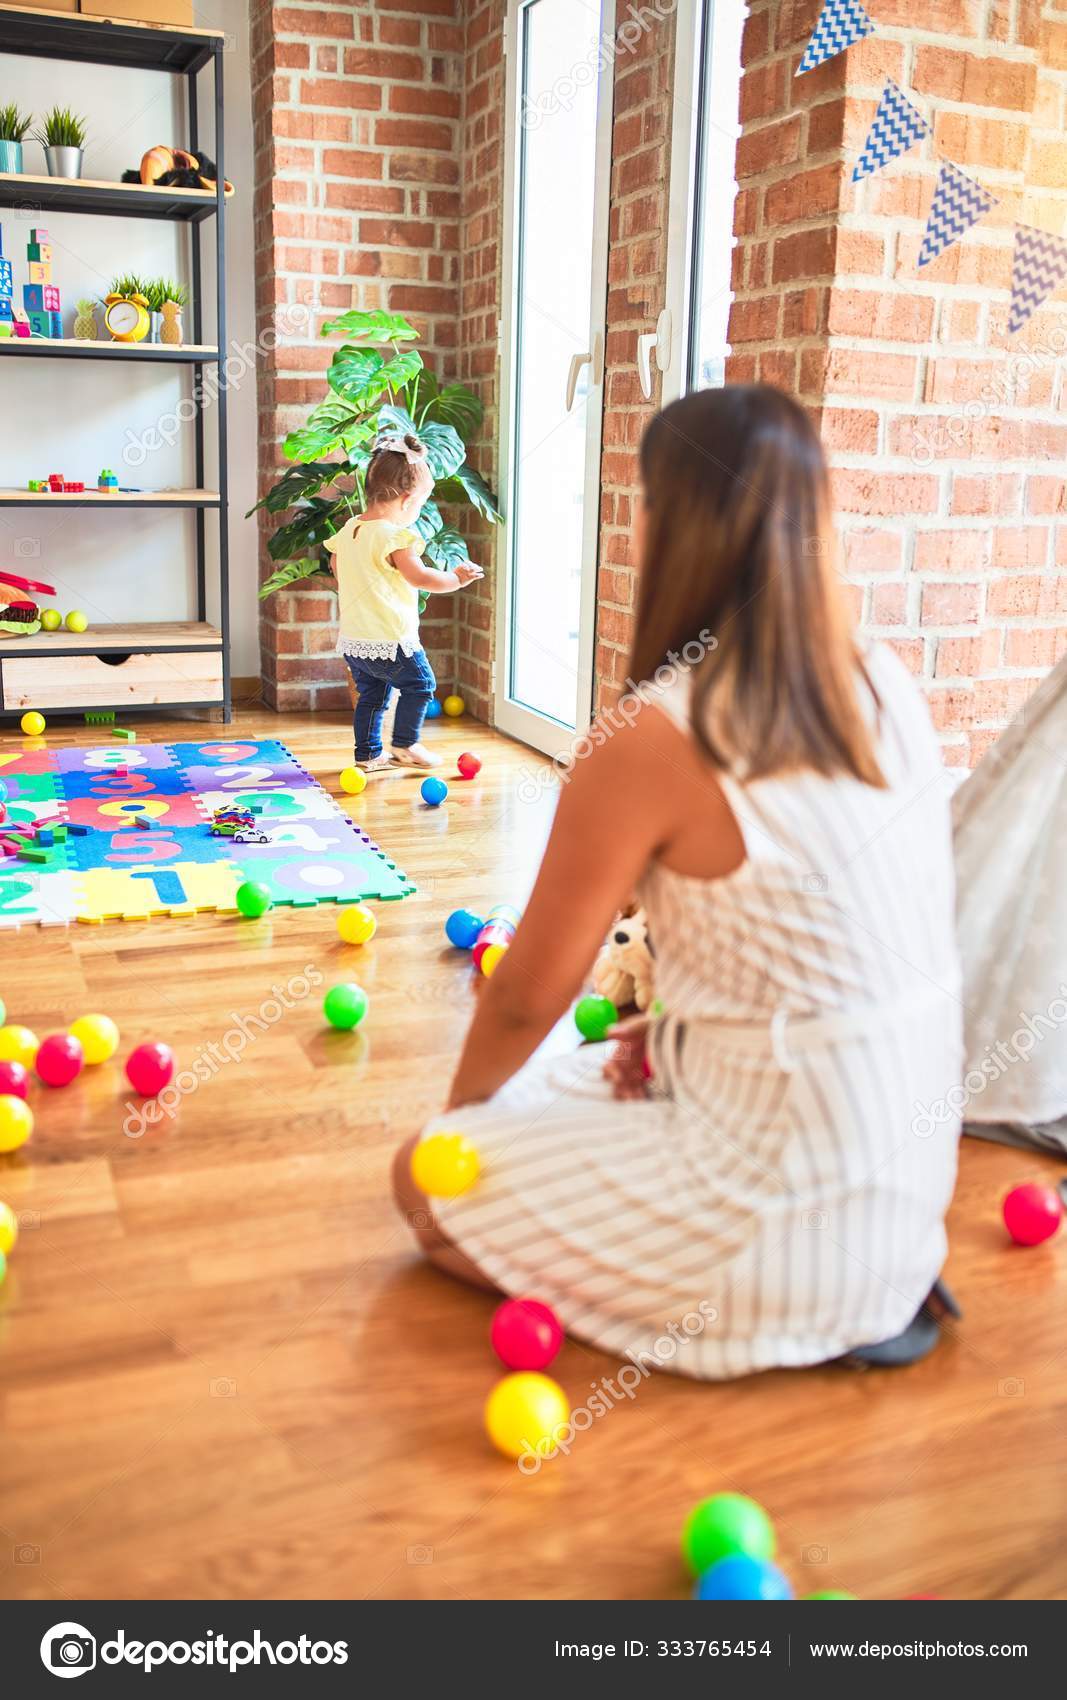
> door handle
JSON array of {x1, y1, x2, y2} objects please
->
[
  {"x1": 637, "y1": 308, "x2": 673, "y2": 400},
  {"x1": 565, "y1": 332, "x2": 604, "y2": 411}
]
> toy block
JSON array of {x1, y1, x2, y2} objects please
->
[
  {"x1": 36, "y1": 827, "x2": 54, "y2": 846},
  {"x1": 48, "y1": 474, "x2": 64, "y2": 491},
  {"x1": 48, "y1": 312, "x2": 62, "y2": 338},
  {"x1": 113, "y1": 766, "x2": 128, "y2": 778},
  {"x1": 27, "y1": 309, "x2": 50, "y2": 338},
  {"x1": 27, "y1": 479, "x2": 47, "y2": 491},
  {"x1": 29, "y1": 227, "x2": 48, "y2": 243},
  {"x1": 97, "y1": 469, "x2": 118, "y2": 491},
  {"x1": 0, "y1": 301, "x2": 12, "y2": 320},
  {"x1": 16, "y1": 845, "x2": 51, "y2": 863},
  {"x1": 12, "y1": 309, "x2": 29, "y2": 338},
  {"x1": 50, "y1": 825, "x2": 68, "y2": 842},
  {"x1": 134, "y1": 815, "x2": 158, "y2": 829},
  {"x1": 84, "y1": 709, "x2": 115, "y2": 723},
  {"x1": 26, "y1": 243, "x2": 52, "y2": 264},
  {"x1": 63, "y1": 482, "x2": 84, "y2": 493},
  {"x1": 0, "y1": 323, "x2": 11, "y2": 338},
  {"x1": 22, "y1": 284, "x2": 58, "y2": 314},
  {"x1": 28, "y1": 262, "x2": 52, "y2": 285},
  {"x1": 112, "y1": 727, "x2": 136, "y2": 741},
  {"x1": 65, "y1": 823, "x2": 90, "y2": 836}
]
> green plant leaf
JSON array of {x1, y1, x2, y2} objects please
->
[
  {"x1": 246, "y1": 461, "x2": 340, "y2": 517},
  {"x1": 417, "y1": 421, "x2": 466, "y2": 480},
  {"x1": 327, "y1": 347, "x2": 387, "y2": 408},
  {"x1": 266, "y1": 501, "x2": 342, "y2": 562},
  {"x1": 377, "y1": 348, "x2": 424, "y2": 393},
  {"x1": 319, "y1": 308, "x2": 418, "y2": 343},
  {"x1": 283, "y1": 400, "x2": 370, "y2": 463},
  {"x1": 423, "y1": 383, "x2": 484, "y2": 437},
  {"x1": 435, "y1": 464, "x2": 502, "y2": 523},
  {"x1": 423, "y1": 525, "x2": 471, "y2": 569},
  {"x1": 412, "y1": 499, "x2": 443, "y2": 541},
  {"x1": 258, "y1": 558, "x2": 333, "y2": 601},
  {"x1": 375, "y1": 402, "x2": 419, "y2": 440}
]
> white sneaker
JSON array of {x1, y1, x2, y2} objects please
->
[
  {"x1": 391, "y1": 742, "x2": 441, "y2": 770},
  {"x1": 356, "y1": 752, "x2": 396, "y2": 772}
]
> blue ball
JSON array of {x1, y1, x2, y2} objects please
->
[
  {"x1": 693, "y1": 1554, "x2": 794, "y2": 1601},
  {"x1": 446, "y1": 908, "x2": 484, "y2": 950},
  {"x1": 421, "y1": 776, "x2": 448, "y2": 807},
  {"x1": 425, "y1": 699, "x2": 443, "y2": 719}
]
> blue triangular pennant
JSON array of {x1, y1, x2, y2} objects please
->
[
  {"x1": 1008, "y1": 224, "x2": 1067, "y2": 334},
  {"x1": 797, "y1": 0, "x2": 876, "y2": 76},
  {"x1": 853, "y1": 80, "x2": 930, "y2": 182},
  {"x1": 917, "y1": 161, "x2": 998, "y2": 267}
]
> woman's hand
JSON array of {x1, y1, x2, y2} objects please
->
[{"x1": 603, "y1": 1015, "x2": 652, "y2": 1100}]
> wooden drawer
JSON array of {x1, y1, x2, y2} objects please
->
[{"x1": 1, "y1": 647, "x2": 223, "y2": 709}]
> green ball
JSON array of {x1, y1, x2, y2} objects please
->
[
  {"x1": 236, "y1": 881, "x2": 273, "y2": 919},
  {"x1": 0, "y1": 1247, "x2": 6, "y2": 1287},
  {"x1": 681, "y1": 1493, "x2": 776, "y2": 1579},
  {"x1": 574, "y1": 994, "x2": 618, "y2": 1042},
  {"x1": 805, "y1": 1591, "x2": 856, "y2": 1600},
  {"x1": 324, "y1": 982, "x2": 368, "y2": 1030},
  {"x1": 0, "y1": 997, "x2": 5, "y2": 1028}
]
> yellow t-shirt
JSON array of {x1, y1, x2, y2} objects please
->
[{"x1": 324, "y1": 516, "x2": 425, "y2": 659}]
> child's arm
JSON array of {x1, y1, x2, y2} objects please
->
[{"x1": 389, "y1": 548, "x2": 483, "y2": 595}]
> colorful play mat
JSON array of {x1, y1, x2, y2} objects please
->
[{"x1": 0, "y1": 737, "x2": 414, "y2": 926}]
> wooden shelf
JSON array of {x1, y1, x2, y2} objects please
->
[
  {"x1": 0, "y1": 5, "x2": 225, "y2": 73},
  {"x1": 0, "y1": 487, "x2": 221, "y2": 506},
  {"x1": 0, "y1": 621, "x2": 222, "y2": 658},
  {"x1": 0, "y1": 337, "x2": 219, "y2": 364},
  {"x1": 0, "y1": 172, "x2": 221, "y2": 222}
]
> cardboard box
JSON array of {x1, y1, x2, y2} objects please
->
[{"x1": 78, "y1": 1, "x2": 196, "y2": 26}]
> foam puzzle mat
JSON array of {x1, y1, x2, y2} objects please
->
[{"x1": 0, "y1": 737, "x2": 415, "y2": 926}]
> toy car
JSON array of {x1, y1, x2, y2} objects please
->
[{"x1": 209, "y1": 805, "x2": 271, "y2": 844}]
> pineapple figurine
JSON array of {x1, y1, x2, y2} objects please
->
[
  {"x1": 160, "y1": 297, "x2": 184, "y2": 347},
  {"x1": 73, "y1": 298, "x2": 97, "y2": 341}
]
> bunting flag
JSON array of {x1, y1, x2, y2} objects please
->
[
  {"x1": 796, "y1": 0, "x2": 876, "y2": 76},
  {"x1": 852, "y1": 80, "x2": 930, "y2": 182},
  {"x1": 1008, "y1": 224, "x2": 1067, "y2": 334},
  {"x1": 917, "y1": 161, "x2": 998, "y2": 267}
]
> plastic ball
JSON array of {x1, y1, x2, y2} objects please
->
[
  {"x1": 694, "y1": 1554, "x2": 794, "y2": 1601},
  {"x1": 39, "y1": 608, "x2": 62, "y2": 631},
  {"x1": 425, "y1": 699, "x2": 443, "y2": 720},
  {"x1": 0, "y1": 1249, "x2": 5, "y2": 1286},
  {"x1": 20, "y1": 711, "x2": 45, "y2": 736},
  {"x1": 682, "y1": 1493, "x2": 776, "y2": 1578},
  {"x1": 485, "y1": 1371, "x2": 569, "y2": 1462},
  {"x1": 480, "y1": 943, "x2": 508, "y2": 978},
  {"x1": 805, "y1": 1590, "x2": 856, "y2": 1600},
  {"x1": 1003, "y1": 1182, "x2": 1063, "y2": 1246},
  {"x1": 125, "y1": 1041, "x2": 175, "y2": 1097},
  {"x1": 339, "y1": 766, "x2": 367, "y2": 796},
  {"x1": 35, "y1": 1032, "x2": 84, "y2": 1088},
  {"x1": 456, "y1": 752, "x2": 481, "y2": 780},
  {"x1": 236, "y1": 881, "x2": 273, "y2": 919},
  {"x1": 410, "y1": 1132, "x2": 480, "y2": 1198},
  {"x1": 442, "y1": 694, "x2": 465, "y2": 718},
  {"x1": 0, "y1": 996, "x2": 5, "y2": 1026},
  {"x1": 337, "y1": 904, "x2": 377, "y2": 945},
  {"x1": 0, "y1": 1094, "x2": 33, "y2": 1153},
  {"x1": 445, "y1": 908, "x2": 484, "y2": 950},
  {"x1": 0, "y1": 1060, "x2": 28, "y2": 1099},
  {"x1": 323, "y1": 982, "x2": 368, "y2": 1030},
  {"x1": 0, "y1": 1025, "x2": 39, "y2": 1070},
  {"x1": 574, "y1": 994, "x2": 618, "y2": 1043},
  {"x1": 491, "y1": 1298, "x2": 564, "y2": 1372},
  {"x1": 421, "y1": 776, "x2": 448, "y2": 807},
  {"x1": 0, "y1": 1200, "x2": 17, "y2": 1256},
  {"x1": 65, "y1": 610, "x2": 88, "y2": 633},
  {"x1": 69, "y1": 1014, "x2": 119, "y2": 1066}
]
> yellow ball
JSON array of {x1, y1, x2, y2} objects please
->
[
  {"x1": 339, "y1": 766, "x2": 367, "y2": 796},
  {"x1": 20, "y1": 711, "x2": 45, "y2": 736},
  {"x1": 0, "y1": 1095, "x2": 32, "y2": 1154},
  {"x1": 0, "y1": 1201, "x2": 17, "y2": 1255},
  {"x1": 39, "y1": 608, "x2": 61, "y2": 631},
  {"x1": 485, "y1": 1372, "x2": 570, "y2": 1462},
  {"x1": 337, "y1": 904, "x2": 377, "y2": 945},
  {"x1": 410, "y1": 1132, "x2": 480, "y2": 1198},
  {"x1": 0, "y1": 1025, "x2": 38, "y2": 1069},
  {"x1": 442, "y1": 694, "x2": 465, "y2": 718},
  {"x1": 480, "y1": 943, "x2": 508, "y2": 979},
  {"x1": 65, "y1": 610, "x2": 88, "y2": 633},
  {"x1": 69, "y1": 1013, "x2": 120, "y2": 1066}
]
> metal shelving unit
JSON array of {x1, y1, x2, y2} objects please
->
[{"x1": 0, "y1": 4, "x2": 231, "y2": 720}]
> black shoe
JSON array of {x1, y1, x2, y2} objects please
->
[{"x1": 841, "y1": 1277, "x2": 961, "y2": 1368}]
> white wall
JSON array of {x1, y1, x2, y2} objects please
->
[{"x1": 0, "y1": 0, "x2": 259, "y2": 679}]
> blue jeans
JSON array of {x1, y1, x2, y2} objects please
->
[{"x1": 345, "y1": 648, "x2": 437, "y2": 760}]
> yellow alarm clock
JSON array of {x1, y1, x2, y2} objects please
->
[{"x1": 103, "y1": 291, "x2": 150, "y2": 343}]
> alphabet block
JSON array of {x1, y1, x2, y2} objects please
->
[{"x1": 28, "y1": 261, "x2": 52, "y2": 285}]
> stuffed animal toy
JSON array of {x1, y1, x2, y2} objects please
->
[
  {"x1": 592, "y1": 907, "x2": 655, "y2": 1013},
  {"x1": 121, "y1": 147, "x2": 234, "y2": 197}
]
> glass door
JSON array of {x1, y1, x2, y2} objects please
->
[{"x1": 496, "y1": 0, "x2": 615, "y2": 757}]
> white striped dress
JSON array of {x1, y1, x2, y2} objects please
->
[{"x1": 421, "y1": 647, "x2": 963, "y2": 1378}]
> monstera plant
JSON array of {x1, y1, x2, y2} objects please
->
[{"x1": 253, "y1": 308, "x2": 500, "y2": 607}]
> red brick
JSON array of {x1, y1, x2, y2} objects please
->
[
  {"x1": 843, "y1": 529, "x2": 905, "y2": 574},
  {"x1": 300, "y1": 78, "x2": 382, "y2": 110},
  {"x1": 826, "y1": 289, "x2": 935, "y2": 343},
  {"x1": 913, "y1": 530, "x2": 991, "y2": 573},
  {"x1": 834, "y1": 470, "x2": 940, "y2": 516},
  {"x1": 272, "y1": 8, "x2": 355, "y2": 38},
  {"x1": 343, "y1": 47, "x2": 425, "y2": 79},
  {"x1": 990, "y1": 526, "x2": 1050, "y2": 569},
  {"x1": 935, "y1": 631, "x2": 1002, "y2": 678},
  {"x1": 912, "y1": 46, "x2": 1037, "y2": 111},
  {"x1": 951, "y1": 473, "x2": 1021, "y2": 516},
  {"x1": 803, "y1": 346, "x2": 918, "y2": 401}
]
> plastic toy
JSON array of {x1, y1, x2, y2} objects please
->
[
  {"x1": 323, "y1": 982, "x2": 368, "y2": 1030},
  {"x1": 0, "y1": 1060, "x2": 29, "y2": 1099},
  {"x1": 456, "y1": 752, "x2": 481, "y2": 780},
  {"x1": 112, "y1": 727, "x2": 136, "y2": 740},
  {"x1": 0, "y1": 1094, "x2": 32, "y2": 1153},
  {"x1": 425, "y1": 699, "x2": 442, "y2": 720},
  {"x1": 69, "y1": 1014, "x2": 119, "y2": 1065},
  {"x1": 442, "y1": 694, "x2": 465, "y2": 717},
  {"x1": 337, "y1": 904, "x2": 376, "y2": 945},
  {"x1": 410, "y1": 1132, "x2": 480, "y2": 1198},
  {"x1": 1, "y1": 572, "x2": 57, "y2": 639},
  {"x1": 574, "y1": 994, "x2": 618, "y2": 1043},
  {"x1": 40, "y1": 608, "x2": 61, "y2": 631},
  {"x1": 472, "y1": 905, "x2": 521, "y2": 972},
  {"x1": 445, "y1": 908, "x2": 483, "y2": 950},
  {"x1": 0, "y1": 1025, "x2": 39, "y2": 1069},
  {"x1": 593, "y1": 909, "x2": 654, "y2": 1012},
  {"x1": 682, "y1": 1493, "x2": 776, "y2": 1579},
  {"x1": 693, "y1": 1554, "x2": 794, "y2": 1601},
  {"x1": 339, "y1": 766, "x2": 367, "y2": 796},
  {"x1": 806, "y1": 1590, "x2": 857, "y2": 1600},
  {"x1": 484, "y1": 1371, "x2": 569, "y2": 1462},
  {"x1": 236, "y1": 881, "x2": 273, "y2": 919},
  {"x1": 125, "y1": 1041, "x2": 175, "y2": 1096},
  {"x1": 0, "y1": 1200, "x2": 17, "y2": 1256},
  {"x1": 480, "y1": 944, "x2": 507, "y2": 978},
  {"x1": 84, "y1": 710, "x2": 115, "y2": 723},
  {"x1": 35, "y1": 1032, "x2": 84, "y2": 1088},
  {"x1": 1003, "y1": 1182, "x2": 1063, "y2": 1246},
  {"x1": 73, "y1": 299, "x2": 98, "y2": 341},
  {"x1": 421, "y1": 777, "x2": 448, "y2": 807},
  {"x1": 65, "y1": 610, "x2": 88, "y2": 633},
  {"x1": 210, "y1": 805, "x2": 270, "y2": 845},
  {"x1": 97, "y1": 469, "x2": 118, "y2": 492},
  {"x1": 20, "y1": 710, "x2": 45, "y2": 735},
  {"x1": 490, "y1": 1298, "x2": 563, "y2": 1372}
]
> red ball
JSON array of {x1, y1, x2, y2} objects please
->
[
  {"x1": 456, "y1": 752, "x2": 481, "y2": 781},
  {"x1": 1003, "y1": 1182, "x2": 1063, "y2": 1246},
  {"x1": 0, "y1": 1059, "x2": 29, "y2": 1099},
  {"x1": 125, "y1": 1041, "x2": 175, "y2": 1097},
  {"x1": 490, "y1": 1297, "x2": 563, "y2": 1371},
  {"x1": 35, "y1": 1032, "x2": 84, "y2": 1088}
]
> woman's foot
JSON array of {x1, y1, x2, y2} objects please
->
[
  {"x1": 356, "y1": 752, "x2": 396, "y2": 772},
  {"x1": 392, "y1": 742, "x2": 441, "y2": 769}
]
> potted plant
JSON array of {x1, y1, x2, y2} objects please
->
[
  {"x1": 158, "y1": 279, "x2": 188, "y2": 347},
  {"x1": 34, "y1": 106, "x2": 87, "y2": 179},
  {"x1": 251, "y1": 310, "x2": 501, "y2": 677},
  {"x1": 0, "y1": 104, "x2": 32, "y2": 175}
]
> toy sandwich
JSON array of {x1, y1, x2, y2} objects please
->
[{"x1": 0, "y1": 570, "x2": 57, "y2": 636}]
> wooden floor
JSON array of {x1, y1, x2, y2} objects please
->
[{"x1": 0, "y1": 704, "x2": 1064, "y2": 1603}]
